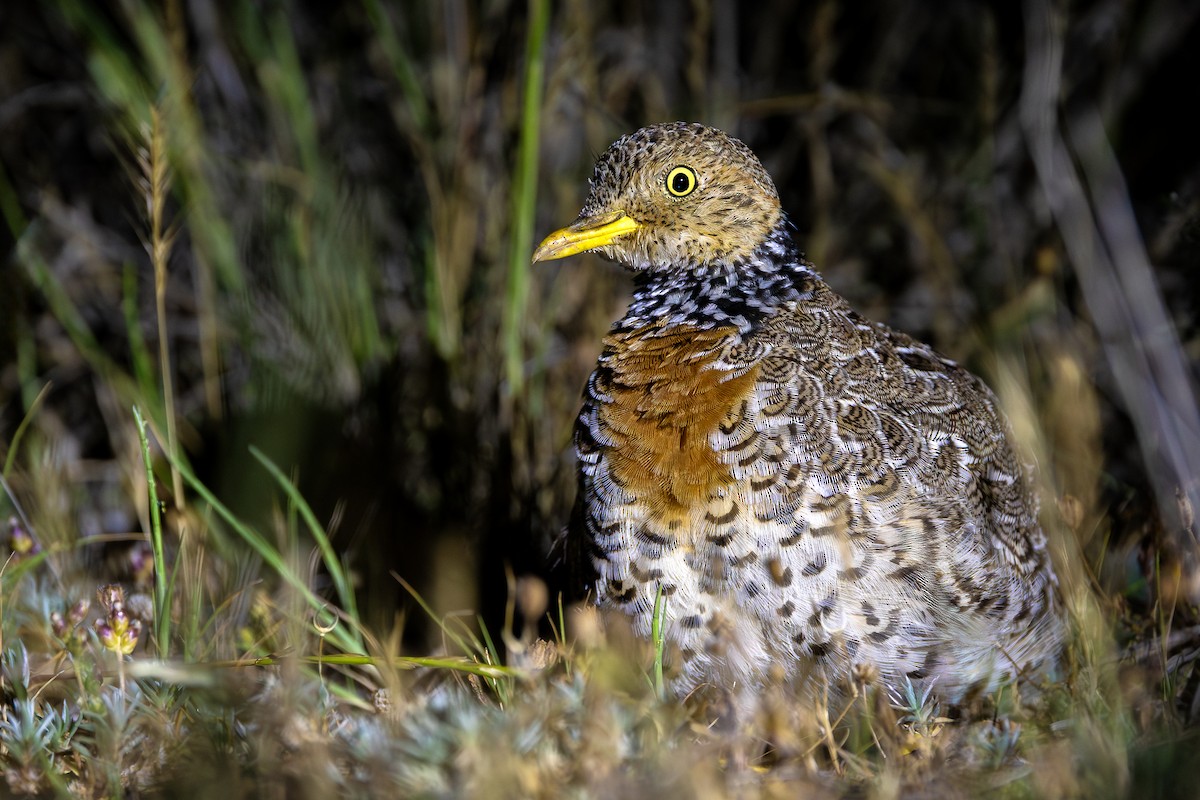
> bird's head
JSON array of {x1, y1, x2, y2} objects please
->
[{"x1": 532, "y1": 122, "x2": 782, "y2": 273}]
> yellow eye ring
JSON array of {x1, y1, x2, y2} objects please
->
[{"x1": 665, "y1": 166, "x2": 698, "y2": 197}]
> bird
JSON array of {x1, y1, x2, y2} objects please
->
[{"x1": 532, "y1": 122, "x2": 1063, "y2": 710}]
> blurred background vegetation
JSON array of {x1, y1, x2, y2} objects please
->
[{"x1": 2, "y1": 0, "x2": 1200, "y2": 795}]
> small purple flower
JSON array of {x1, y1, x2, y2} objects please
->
[
  {"x1": 94, "y1": 584, "x2": 139, "y2": 655},
  {"x1": 95, "y1": 615, "x2": 140, "y2": 656},
  {"x1": 6, "y1": 517, "x2": 40, "y2": 559}
]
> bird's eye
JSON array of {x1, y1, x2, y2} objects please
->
[{"x1": 666, "y1": 166, "x2": 698, "y2": 197}]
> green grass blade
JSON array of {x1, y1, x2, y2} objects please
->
[
  {"x1": 2, "y1": 383, "x2": 51, "y2": 480},
  {"x1": 502, "y1": 0, "x2": 550, "y2": 394},
  {"x1": 163, "y1": 449, "x2": 363, "y2": 656},
  {"x1": 248, "y1": 446, "x2": 363, "y2": 644},
  {"x1": 651, "y1": 582, "x2": 666, "y2": 699},
  {"x1": 394, "y1": 574, "x2": 484, "y2": 659},
  {"x1": 361, "y1": 0, "x2": 431, "y2": 132},
  {"x1": 132, "y1": 405, "x2": 170, "y2": 659}
]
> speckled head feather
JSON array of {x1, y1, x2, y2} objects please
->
[{"x1": 535, "y1": 122, "x2": 782, "y2": 272}]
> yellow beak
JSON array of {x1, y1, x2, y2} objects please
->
[{"x1": 531, "y1": 211, "x2": 640, "y2": 263}]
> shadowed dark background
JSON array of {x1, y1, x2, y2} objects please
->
[{"x1": 2, "y1": 0, "x2": 1199, "y2": 650}]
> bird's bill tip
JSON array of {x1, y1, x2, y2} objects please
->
[{"x1": 531, "y1": 212, "x2": 640, "y2": 263}]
